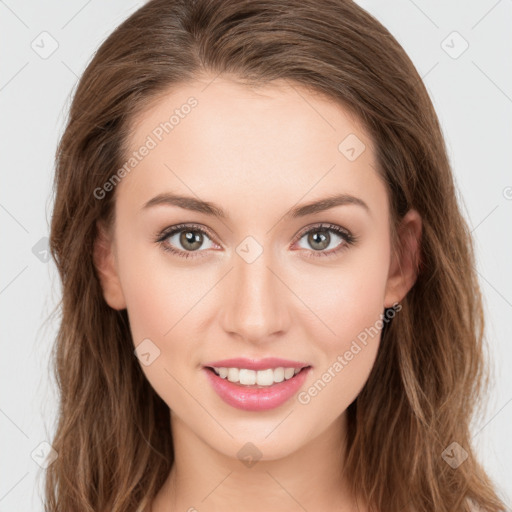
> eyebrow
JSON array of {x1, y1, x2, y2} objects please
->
[{"x1": 141, "y1": 192, "x2": 369, "y2": 219}]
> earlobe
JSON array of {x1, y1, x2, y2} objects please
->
[
  {"x1": 384, "y1": 209, "x2": 422, "y2": 308},
  {"x1": 93, "y1": 220, "x2": 127, "y2": 310}
]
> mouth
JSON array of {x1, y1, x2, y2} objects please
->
[
  {"x1": 203, "y1": 364, "x2": 312, "y2": 411},
  {"x1": 204, "y1": 365, "x2": 312, "y2": 388}
]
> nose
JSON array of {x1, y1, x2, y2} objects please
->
[{"x1": 219, "y1": 248, "x2": 292, "y2": 344}]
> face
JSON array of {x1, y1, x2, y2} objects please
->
[{"x1": 94, "y1": 75, "x2": 420, "y2": 461}]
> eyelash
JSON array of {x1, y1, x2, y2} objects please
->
[{"x1": 154, "y1": 222, "x2": 358, "y2": 260}]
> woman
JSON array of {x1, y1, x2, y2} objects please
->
[{"x1": 44, "y1": 0, "x2": 507, "y2": 510}]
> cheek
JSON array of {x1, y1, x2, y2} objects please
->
[
  {"x1": 119, "y1": 260, "x2": 174, "y2": 344},
  {"x1": 113, "y1": 224, "x2": 193, "y2": 350},
  {"x1": 294, "y1": 283, "x2": 385, "y2": 422},
  {"x1": 290, "y1": 247, "x2": 389, "y2": 410},
  {"x1": 294, "y1": 249, "x2": 390, "y2": 347},
  {"x1": 116, "y1": 241, "x2": 203, "y2": 407}
]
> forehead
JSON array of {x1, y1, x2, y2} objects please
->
[{"x1": 118, "y1": 75, "x2": 386, "y2": 220}]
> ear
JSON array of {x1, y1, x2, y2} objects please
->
[
  {"x1": 93, "y1": 220, "x2": 127, "y2": 310},
  {"x1": 384, "y1": 209, "x2": 422, "y2": 308}
]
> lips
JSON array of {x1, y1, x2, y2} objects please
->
[{"x1": 202, "y1": 357, "x2": 313, "y2": 411}]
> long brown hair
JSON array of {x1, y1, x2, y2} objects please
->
[{"x1": 44, "y1": 0, "x2": 506, "y2": 510}]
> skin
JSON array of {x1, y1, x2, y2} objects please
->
[{"x1": 94, "y1": 75, "x2": 422, "y2": 512}]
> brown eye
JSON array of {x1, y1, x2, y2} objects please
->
[{"x1": 178, "y1": 230, "x2": 204, "y2": 251}]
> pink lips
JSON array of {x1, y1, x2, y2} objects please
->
[{"x1": 202, "y1": 357, "x2": 312, "y2": 412}]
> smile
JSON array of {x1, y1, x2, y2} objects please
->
[{"x1": 203, "y1": 365, "x2": 312, "y2": 411}]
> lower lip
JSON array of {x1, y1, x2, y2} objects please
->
[{"x1": 203, "y1": 367, "x2": 311, "y2": 411}]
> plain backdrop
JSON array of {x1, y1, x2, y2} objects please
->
[{"x1": 1, "y1": 1, "x2": 511, "y2": 510}]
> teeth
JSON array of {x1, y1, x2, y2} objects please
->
[
  {"x1": 284, "y1": 368, "x2": 296, "y2": 379},
  {"x1": 239, "y1": 368, "x2": 256, "y2": 385},
  {"x1": 213, "y1": 366, "x2": 303, "y2": 386},
  {"x1": 227, "y1": 368, "x2": 239, "y2": 383}
]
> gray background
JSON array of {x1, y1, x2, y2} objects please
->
[{"x1": 1, "y1": 1, "x2": 511, "y2": 510}]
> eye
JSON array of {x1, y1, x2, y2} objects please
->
[
  {"x1": 293, "y1": 223, "x2": 357, "y2": 258},
  {"x1": 155, "y1": 223, "x2": 218, "y2": 259},
  {"x1": 155, "y1": 222, "x2": 357, "y2": 260}
]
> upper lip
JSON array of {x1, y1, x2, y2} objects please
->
[{"x1": 203, "y1": 357, "x2": 311, "y2": 371}]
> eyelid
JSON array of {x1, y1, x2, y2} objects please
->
[
  {"x1": 155, "y1": 222, "x2": 219, "y2": 245},
  {"x1": 291, "y1": 222, "x2": 352, "y2": 245}
]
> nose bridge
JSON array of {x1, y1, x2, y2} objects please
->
[{"x1": 221, "y1": 244, "x2": 290, "y2": 342}]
